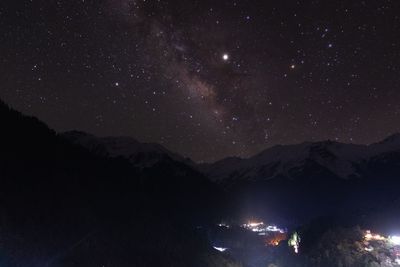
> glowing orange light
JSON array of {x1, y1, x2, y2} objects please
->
[{"x1": 364, "y1": 230, "x2": 386, "y2": 241}]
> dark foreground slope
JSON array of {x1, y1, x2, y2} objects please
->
[{"x1": 0, "y1": 100, "x2": 239, "y2": 267}]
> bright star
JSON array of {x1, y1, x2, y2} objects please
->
[{"x1": 222, "y1": 53, "x2": 229, "y2": 61}]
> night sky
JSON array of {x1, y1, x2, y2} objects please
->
[{"x1": 1, "y1": 0, "x2": 400, "y2": 162}]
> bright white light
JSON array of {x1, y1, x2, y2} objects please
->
[
  {"x1": 222, "y1": 53, "x2": 229, "y2": 61},
  {"x1": 288, "y1": 232, "x2": 301, "y2": 254},
  {"x1": 389, "y1": 236, "x2": 400, "y2": 245},
  {"x1": 242, "y1": 221, "x2": 264, "y2": 229},
  {"x1": 266, "y1": 225, "x2": 285, "y2": 233},
  {"x1": 248, "y1": 222, "x2": 263, "y2": 227},
  {"x1": 217, "y1": 223, "x2": 230, "y2": 228},
  {"x1": 213, "y1": 246, "x2": 227, "y2": 252}
]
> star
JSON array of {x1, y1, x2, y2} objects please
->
[
  {"x1": 222, "y1": 53, "x2": 229, "y2": 61},
  {"x1": 3, "y1": 0, "x2": 400, "y2": 162}
]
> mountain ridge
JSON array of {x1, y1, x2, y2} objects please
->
[
  {"x1": 199, "y1": 135, "x2": 400, "y2": 183},
  {"x1": 62, "y1": 130, "x2": 195, "y2": 168},
  {"x1": 0, "y1": 99, "x2": 239, "y2": 267}
]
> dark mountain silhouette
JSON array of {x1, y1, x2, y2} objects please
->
[
  {"x1": 0, "y1": 99, "x2": 239, "y2": 267},
  {"x1": 62, "y1": 130, "x2": 195, "y2": 168}
]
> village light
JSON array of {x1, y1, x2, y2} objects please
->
[
  {"x1": 288, "y1": 232, "x2": 301, "y2": 254},
  {"x1": 389, "y1": 236, "x2": 400, "y2": 245},
  {"x1": 364, "y1": 230, "x2": 385, "y2": 241},
  {"x1": 248, "y1": 222, "x2": 264, "y2": 227},
  {"x1": 213, "y1": 246, "x2": 228, "y2": 252}
]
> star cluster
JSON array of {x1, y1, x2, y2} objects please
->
[{"x1": 1, "y1": 0, "x2": 400, "y2": 162}]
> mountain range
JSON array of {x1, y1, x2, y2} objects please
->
[
  {"x1": 2, "y1": 98, "x2": 400, "y2": 266},
  {"x1": 0, "y1": 99, "x2": 238, "y2": 267},
  {"x1": 56, "y1": 115, "x2": 400, "y2": 226},
  {"x1": 200, "y1": 135, "x2": 400, "y2": 183},
  {"x1": 62, "y1": 130, "x2": 195, "y2": 168},
  {"x1": 62, "y1": 127, "x2": 400, "y2": 186},
  {"x1": 61, "y1": 125, "x2": 400, "y2": 202}
]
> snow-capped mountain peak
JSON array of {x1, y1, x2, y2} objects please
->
[
  {"x1": 200, "y1": 135, "x2": 400, "y2": 183},
  {"x1": 62, "y1": 131, "x2": 193, "y2": 168}
]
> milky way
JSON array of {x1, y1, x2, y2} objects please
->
[{"x1": 1, "y1": 0, "x2": 400, "y2": 162}]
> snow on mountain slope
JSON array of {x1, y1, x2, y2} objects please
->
[
  {"x1": 62, "y1": 131, "x2": 194, "y2": 168},
  {"x1": 62, "y1": 130, "x2": 400, "y2": 182},
  {"x1": 200, "y1": 134, "x2": 400, "y2": 182}
]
